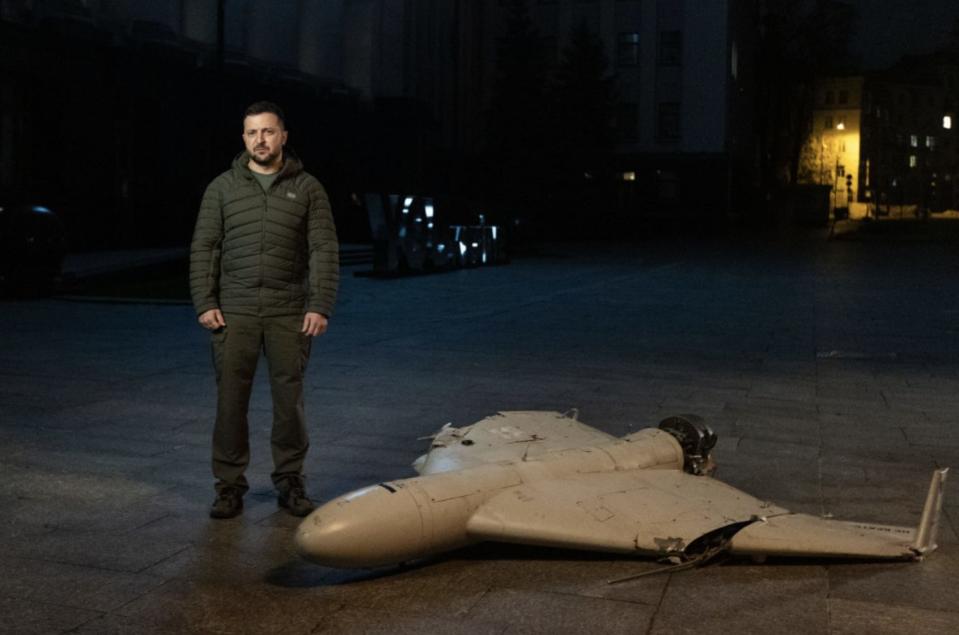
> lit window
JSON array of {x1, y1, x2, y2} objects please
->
[
  {"x1": 910, "y1": 135, "x2": 918, "y2": 147},
  {"x1": 945, "y1": 115, "x2": 953, "y2": 129},
  {"x1": 622, "y1": 171, "x2": 637, "y2": 182},
  {"x1": 909, "y1": 155, "x2": 917, "y2": 168},
  {"x1": 926, "y1": 136, "x2": 936, "y2": 148}
]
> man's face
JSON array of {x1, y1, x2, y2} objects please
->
[{"x1": 242, "y1": 112, "x2": 287, "y2": 169}]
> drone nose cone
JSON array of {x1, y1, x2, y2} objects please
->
[{"x1": 294, "y1": 484, "x2": 428, "y2": 568}]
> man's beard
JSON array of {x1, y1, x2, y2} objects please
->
[{"x1": 251, "y1": 147, "x2": 281, "y2": 167}]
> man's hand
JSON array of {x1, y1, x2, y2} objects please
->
[
  {"x1": 302, "y1": 312, "x2": 328, "y2": 337},
  {"x1": 198, "y1": 309, "x2": 226, "y2": 330}
]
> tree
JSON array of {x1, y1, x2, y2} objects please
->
[
  {"x1": 548, "y1": 19, "x2": 616, "y2": 178},
  {"x1": 542, "y1": 19, "x2": 617, "y2": 231},
  {"x1": 484, "y1": 0, "x2": 551, "y2": 212},
  {"x1": 758, "y1": 0, "x2": 859, "y2": 191}
]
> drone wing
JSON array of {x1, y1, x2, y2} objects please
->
[
  {"x1": 728, "y1": 468, "x2": 948, "y2": 559},
  {"x1": 465, "y1": 468, "x2": 948, "y2": 561},
  {"x1": 414, "y1": 411, "x2": 618, "y2": 475}
]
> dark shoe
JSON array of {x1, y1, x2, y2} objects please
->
[
  {"x1": 210, "y1": 489, "x2": 243, "y2": 519},
  {"x1": 278, "y1": 486, "x2": 315, "y2": 517}
]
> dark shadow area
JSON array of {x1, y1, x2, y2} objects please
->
[
  {"x1": 832, "y1": 216, "x2": 959, "y2": 243},
  {"x1": 265, "y1": 558, "x2": 427, "y2": 588},
  {"x1": 60, "y1": 259, "x2": 191, "y2": 302},
  {"x1": 265, "y1": 539, "x2": 913, "y2": 593}
]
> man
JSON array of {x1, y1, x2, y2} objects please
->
[{"x1": 190, "y1": 101, "x2": 338, "y2": 519}]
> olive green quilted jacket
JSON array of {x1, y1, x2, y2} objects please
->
[{"x1": 189, "y1": 151, "x2": 339, "y2": 318}]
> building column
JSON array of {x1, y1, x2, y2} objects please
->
[
  {"x1": 181, "y1": 0, "x2": 218, "y2": 45},
  {"x1": 298, "y1": 0, "x2": 344, "y2": 79}
]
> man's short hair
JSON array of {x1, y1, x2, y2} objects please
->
[{"x1": 243, "y1": 101, "x2": 286, "y2": 129}]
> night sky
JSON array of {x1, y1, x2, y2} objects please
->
[{"x1": 849, "y1": 0, "x2": 959, "y2": 68}]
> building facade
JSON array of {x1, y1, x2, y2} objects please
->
[
  {"x1": 862, "y1": 54, "x2": 959, "y2": 214},
  {"x1": 1, "y1": 0, "x2": 761, "y2": 245},
  {"x1": 803, "y1": 76, "x2": 864, "y2": 211},
  {"x1": 801, "y1": 54, "x2": 959, "y2": 217},
  {"x1": 480, "y1": 0, "x2": 761, "y2": 220}
]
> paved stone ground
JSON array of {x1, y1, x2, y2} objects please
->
[{"x1": 2, "y1": 234, "x2": 958, "y2": 634}]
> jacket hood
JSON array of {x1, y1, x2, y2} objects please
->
[{"x1": 232, "y1": 147, "x2": 304, "y2": 180}]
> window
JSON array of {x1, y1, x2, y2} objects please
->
[
  {"x1": 616, "y1": 102, "x2": 639, "y2": 141},
  {"x1": 909, "y1": 155, "x2": 917, "y2": 168},
  {"x1": 656, "y1": 102, "x2": 681, "y2": 141},
  {"x1": 838, "y1": 89, "x2": 848, "y2": 104},
  {"x1": 910, "y1": 134, "x2": 918, "y2": 147},
  {"x1": 926, "y1": 136, "x2": 936, "y2": 148},
  {"x1": 617, "y1": 33, "x2": 640, "y2": 67},
  {"x1": 824, "y1": 116, "x2": 833, "y2": 130},
  {"x1": 825, "y1": 90, "x2": 835, "y2": 105},
  {"x1": 944, "y1": 115, "x2": 953, "y2": 129},
  {"x1": 658, "y1": 30, "x2": 682, "y2": 66},
  {"x1": 657, "y1": 171, "x2": 680, "y2": 201},
  {"x1": 542, "y1": 36, "x2": 558, "y2": 66}
]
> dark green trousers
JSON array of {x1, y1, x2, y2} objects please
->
[{"x1": 211, "y1": 313, "x2": 312, "y2": 495}]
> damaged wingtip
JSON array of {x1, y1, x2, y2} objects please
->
[{"x1": 912, "y1": 468, "x2": 949, "y2": 557}]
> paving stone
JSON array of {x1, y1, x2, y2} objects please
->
[
  {"x1": 828, "y1": 598, "x2": 959, "y2": 635},
  {"x1": 649, "y1": 564, "x2": 829, "y2": 634},
  {"x1": 115, "y1": 577, "x2": 339, "y2": 634},
  {"x1": 310, "y1": 609, "x2": 509, "y2": 634},
  {"x1": 0, "y1": 597, "x2": 102, "y2": 635},
  {"x1": 466, "y1": 588, "x2": 656, "y2": 635},
  {"x1": 436, "y1": 543, "x2": 669, "y2": 606},
  {"x1": 827, "y1": 547, "x2": 959, "y2": 614},
  {"x1": 6, "y1": 527, "x2": 191, "y2": 573},
  {"x1": 0, "y1": 556, "x2": 166, "y2": 612},
  {"x1": 3, "y1": 240, "x2": 959, "y2": 633},
  {"x1": 66, "y1": 612, "x2": 207, "y2": 635}
]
